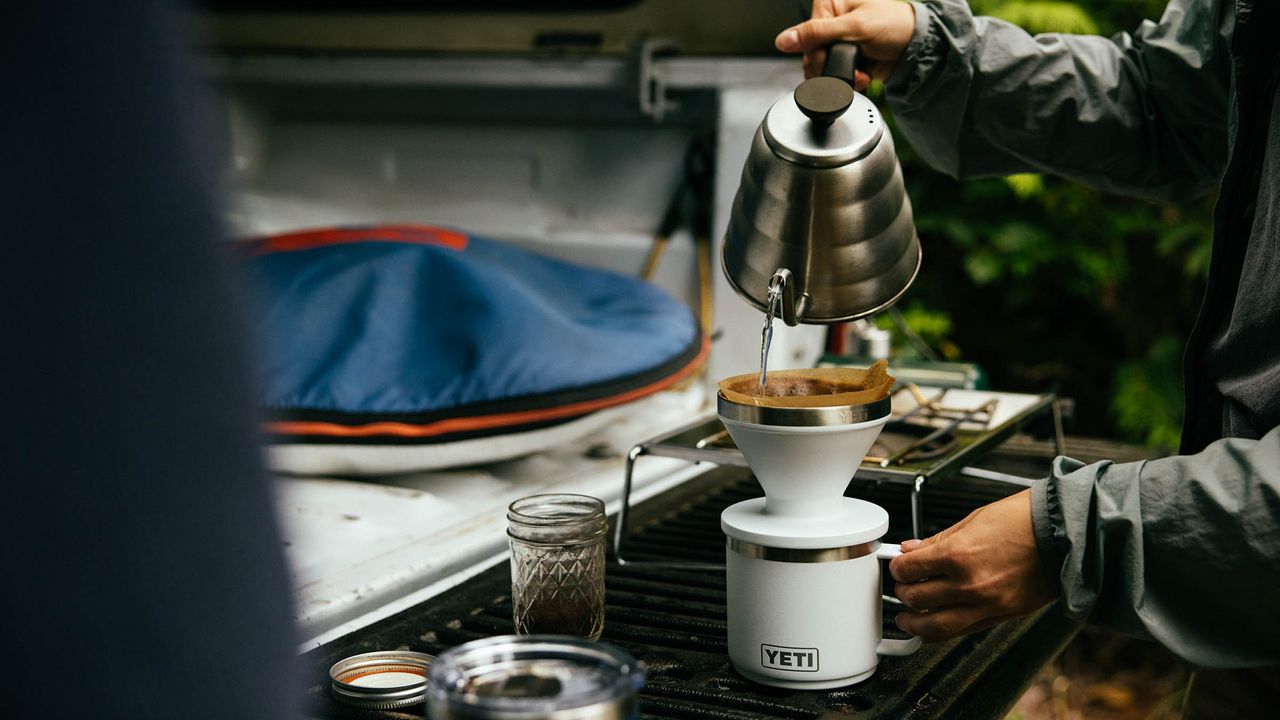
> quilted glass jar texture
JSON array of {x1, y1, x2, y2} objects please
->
[{"x1": 507, "y1": 494, "x2": 607, "y2": 640}]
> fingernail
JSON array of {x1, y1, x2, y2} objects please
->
[
  {"x1": 901, "y1": 539, "x2": 921, "y2": 551},
  {"x1": 775, "y1": 29, "x2": 800, "y2": 51}
]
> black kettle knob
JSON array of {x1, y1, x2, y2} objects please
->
[
  {"x1": 794, "y1": 42, "x2": 860, "y2": 128},
  {"x1": 794, "y1": 77, "x2": 854, "y2": 127}
]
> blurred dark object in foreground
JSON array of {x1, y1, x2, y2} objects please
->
[{"x1": 1, "y1": 1, "x2": 299, "y2": 718}]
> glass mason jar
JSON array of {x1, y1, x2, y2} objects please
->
[{"x1": 507, "y1": 494, "x2": 607, "y2": 640}]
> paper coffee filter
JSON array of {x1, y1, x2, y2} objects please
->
[{"x1": 718, "y1": 360, "x2": 894, "y2": 408}]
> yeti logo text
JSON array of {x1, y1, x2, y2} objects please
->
[{"x1": 760, "y1": 644, "x2": 819, "y2": 672}]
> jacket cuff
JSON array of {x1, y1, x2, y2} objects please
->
[
  {"x1": 885, "y1": 1, "x2": 937, "y2": 95},
  {"x1": 1030, "y1": 475, "x2": 1066, "y2": 574}
]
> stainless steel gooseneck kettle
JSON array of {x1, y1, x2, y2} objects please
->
[{"x1": 722, "y1": 43, "x2": 921, "y2": 325}]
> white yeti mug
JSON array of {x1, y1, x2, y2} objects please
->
[{"x1": 725, "y1": 535, "x2": 921, "y2": 689}]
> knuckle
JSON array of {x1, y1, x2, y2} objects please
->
[
  {"x1": 841, "y1": 15, "x2": 862, "y2": 38},
  {"x1": 801, "y1": 17, "x2": 845, "y2": 45},
  {"x1": 937, "y1": 551, "x2": 963, "y2": 576},
  {"x1": 967, "y1": 576, "x2": 998, "y2": 604},
  {"x1": 957, "y1": 568, "x2": 986, "y2": 594},
  {"x1": 888, "y1": 558, "x2": 911, "y2": 582},
  {"x1": 950, "y1": 538, "x2": 979, "y2": 565},
  {"x1": 795, "y1": 21, "x2": 819, "y2": 45}
]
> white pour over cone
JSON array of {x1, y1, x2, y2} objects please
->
[{"x1": 718, "y1": 401, "x2": 889, "y2": 519}]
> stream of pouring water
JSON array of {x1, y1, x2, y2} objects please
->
[{"x1": 757, "y1": 283, "x2": 784, "y2": 394}]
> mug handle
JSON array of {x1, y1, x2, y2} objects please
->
[{"x1": 874, "y1": 543, "x2": 923, "y2": 656}]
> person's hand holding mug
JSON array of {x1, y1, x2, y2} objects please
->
[
  {"x1": 888, "y1": 489, "x2": 1060, "y2": 640},
  {"x1": 775, "y1": 0, "x2": 917, "y2": 90}
]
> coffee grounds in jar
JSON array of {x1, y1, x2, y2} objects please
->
[{"x1": 514, "y1": 590, "x2": 603, "y2": 638}]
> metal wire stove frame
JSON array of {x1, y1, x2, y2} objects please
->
[{"x1": 615, "y1": 385, "x2": 1066, "y2": 569}]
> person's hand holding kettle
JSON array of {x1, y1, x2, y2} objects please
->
[{"x1": 776, "y1": 0, "x2": 918, "y2": 88}]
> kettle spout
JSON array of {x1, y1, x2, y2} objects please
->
[{"x1": 767, "y1": 269, "x2": 808, "y2": 326}]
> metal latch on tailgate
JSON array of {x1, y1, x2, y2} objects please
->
[{"x1": 633, "y1": 37, "x2": 680, "y2": 122}]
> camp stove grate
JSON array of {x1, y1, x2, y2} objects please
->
[{"x1": 298, "y1": 435, "x2": 1153, "y2": 720}]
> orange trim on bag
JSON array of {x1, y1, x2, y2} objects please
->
[
  {"x1": 266, "y1": 335, "x2": 710, "y2": 439},
  {"x1": 245, "y1": 225, "x2": 468, "y2": 256}
]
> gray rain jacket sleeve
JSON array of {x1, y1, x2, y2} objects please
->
[
  {"x1": 885, "y1": 0, "x2": 1231, "y2": 201},
  {"x1": 1033, "y1": 435, "x2": 1280, "y2": 668},
  {"x1": 883, "y1": 0, "x2": 1280, "y2": 668}
]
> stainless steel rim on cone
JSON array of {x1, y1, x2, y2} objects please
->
[{"x1": 716, "y1": 394, "x2": 891, "y2": 427}]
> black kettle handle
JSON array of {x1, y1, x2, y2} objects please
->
[{"x1": 821, "y1": 42, "x2": 860, "y2": 88}]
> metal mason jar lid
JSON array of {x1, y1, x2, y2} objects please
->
[
  {"x1": 427, "y1": 635, "x2": 644, "y2": 720},
  {"x1": 329, "y1": 650, "x2": 433, "y2": 710}
]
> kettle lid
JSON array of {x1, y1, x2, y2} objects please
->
[{"x1": 763, "y1": 84, "x2": 884, "y2": 168}]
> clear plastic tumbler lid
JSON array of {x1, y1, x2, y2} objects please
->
[{"x1": 426, "y1": 635, "x2": 644, "y2": 719}]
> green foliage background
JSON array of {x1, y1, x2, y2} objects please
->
[{"x1": 877, "y1": 0, "x2": 1214, "y2": 451}]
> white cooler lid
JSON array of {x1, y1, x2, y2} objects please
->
[{"x1": 720, "y1": 497, "x2": 889, "y2": 549}]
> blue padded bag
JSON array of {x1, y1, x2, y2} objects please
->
[{"x1": 239, "y1": 225, "x2": 706, "y2": 444}]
